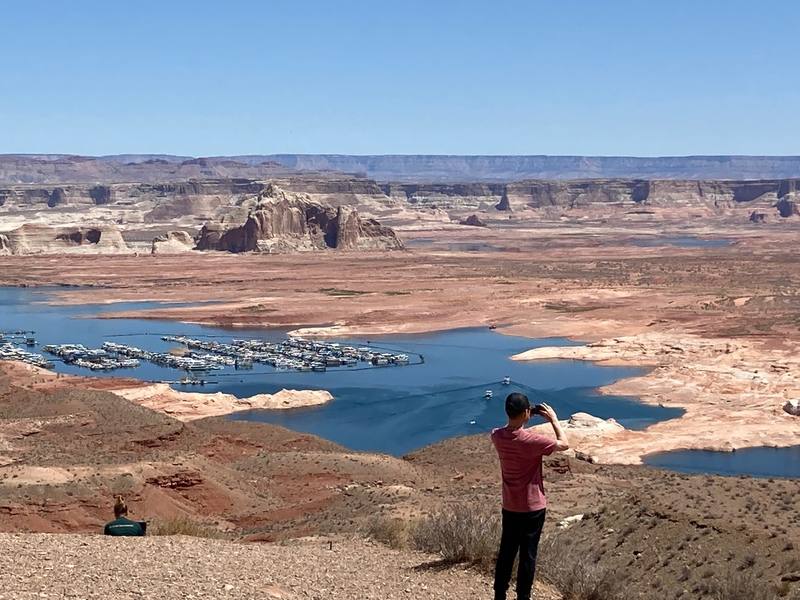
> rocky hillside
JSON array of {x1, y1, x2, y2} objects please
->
[{"x1": 195, "y1": 185, "x2": 403, "y2": 253}]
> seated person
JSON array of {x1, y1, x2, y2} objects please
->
[{"x1": 104, "y1": 496, "x2": 146, "y2": 536}]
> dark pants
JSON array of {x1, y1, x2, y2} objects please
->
[{"x1": 494, "y1": 508, "x2": 546, "y2": 600}]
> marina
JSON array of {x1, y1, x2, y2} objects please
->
[
  {"x1": 0, "y1": 334, "x2": 415, "y2": 376},
  {"x1": 162, "y1": 335, "x2": 411, "y2": 372}
]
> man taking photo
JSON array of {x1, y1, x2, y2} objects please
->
[{"x1": 491, "y1": 393, "x2": 570, "y2": 600}]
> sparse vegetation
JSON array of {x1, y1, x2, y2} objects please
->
[
  {"x1": 364, "y1": 515, "x2": 409, "y2": 549},
  {"x1": 319, "y1": 287, "x2": 368, "y2": 296},
  {"x1": 369, "y1": 508, "x2": 628, "y2": 600},
  {"x1": 149, "y1": 516, "x2": 227, "y2": 539},
  {"x1": 542, "y1": 301, "x2": 605, "y2": 313},
  {"x1": 537, "y1": 534, "x2": 625, "y2": 600},
  {"x1": 710, "y1": 570, "x2": 781, "y2": 600},
  {"x1": 410, "y1": 505, "x2": 500, "y2": 570}
]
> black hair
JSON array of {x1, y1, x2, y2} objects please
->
[{"x1": 505, "y1": 392, "x2": 531, "y2": 418}]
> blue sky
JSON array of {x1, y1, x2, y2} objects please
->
[{"x1": 1, "y1": 0, "x2": 798, "y2": 156}]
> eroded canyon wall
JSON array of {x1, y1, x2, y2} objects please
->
[
  {"x1": 383, "y1": 178, "x2": 800, "y2": 214},
  {"x1": 194, "y1": 185, "x2": 403, "y2": 253}
]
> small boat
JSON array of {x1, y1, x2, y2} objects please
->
[
  {"x1": 502, "y1": 376, "x2": 511, "y2": 385},
  {"x1": 484, "y1": 390, "x2": 493, "y2": 399}
]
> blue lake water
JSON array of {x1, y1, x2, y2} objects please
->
[
  {"x1": 645, "y1": 446, "x2": 800, "y2": 479},
  {"x1": 0, "y1": 286, "x2": 682, "y2": 456}
]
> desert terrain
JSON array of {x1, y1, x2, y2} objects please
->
[
  {"x1": 2, "y1": 220, "x2": 799, "y2": 462},
  {"x1": 1, "y1": 155, "x2": 799, "y2": 598}
]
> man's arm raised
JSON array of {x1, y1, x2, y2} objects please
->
[{"x1": 540, "y1": 403, "x2": 570, "y2": 452}]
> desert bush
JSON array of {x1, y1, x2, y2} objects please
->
[
  {"x1": 711, "y1": 570, "x2": 780, "y2": 600},
  {"x1": 410, "y1": 505, "x2": 500, "y2": 570},
  {"x1": 148, "y1": 516, "x2": 226, "y2": 539},
  {"x1": 537, "y1": 534, "x2": 625, "y2": 600},
  {"x1": 364, "y1": 515, "x2": 410, "y2": 549}
]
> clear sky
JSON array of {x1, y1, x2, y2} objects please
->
[{"x1": 1, "y1": 0, "x2": 799, "y2": 156}]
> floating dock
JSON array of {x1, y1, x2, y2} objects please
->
[
  {"x1": 1, "y1": 331, "x2": 414, "y2": 376},
  {"x1": 161, "y1": 335, "x2": 411, "y2": 373},
  {"x1": 0, "y1": 342, "x2": 53, "y2": 369}
]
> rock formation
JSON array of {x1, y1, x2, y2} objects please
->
[
  {"x1": 775, "y1": 198, "x2": 800, "y2": 218},
  {"x1": 0, "y1": 224, "x2": 128, "y2": 255},
  {"x1": 460, "y1": 214, "x2": 487, "y2": 227},
  {"x1": 495, "y1": 190, "x2": 512, "y2": 211},
  {"x1": 383, "y1": 178, "x2": 800, "y2": 216},
  {"x1": 500, "y1": 179, "x2": 786, "y2": 210},
  {"x1": 89, "y1": 185, "x2": 113, "y2": 205},
  {"x1": 112, "y1": 383, "x2": 333, "y2": 420},
  {"x1": 151, "y1": 231, "x2": 195, "y2": 254},
  {"x1": 48, "y1": 187, "x2": 67, "y2": 208},
  {"x1": 195, "y1": 185, "x2": 403, "y2": 253}
]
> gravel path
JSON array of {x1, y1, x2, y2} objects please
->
[{"x1": 0, "y1": 534, "x2": 559, "y2": 600}]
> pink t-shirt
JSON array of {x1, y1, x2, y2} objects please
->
[{"x1": 491, "y1": 426, "x2": 557, "y2": 512}]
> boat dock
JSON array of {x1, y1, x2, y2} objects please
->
[
  {"x1": 1, "y1": 331, "x2": 415, "y2": 376},
  {"x1": 0, "y1": 341, "x2": 53, "y2": 369},
  {"x1": 42, "y1": 344, "x2": 140, "y2": 371},
  {"x1": 161, "y1": 335, "x2": 411, "y2": 373},
  {"x1": 101, "y1": 341, "x2": 224, "y2": 372}
]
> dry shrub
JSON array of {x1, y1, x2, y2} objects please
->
[
  {"x1": 364, "y1": 515, "x2": 410, "y2": 549},
  {"x1": 711, "y1": 571, "x2": 783, "y2": 600},
  {"x1": 370, "y1": 507, "x2": 628, "y2": 600},
  {"x1": 410, "y1": 505, "x2": 500, "y2": 570},
  {"x1": 537, "y1": 535, "x2": 624, "y2": 600},
  {"x1": 149, "y1": 516, "x2": 226, "y2": 539}
]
